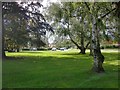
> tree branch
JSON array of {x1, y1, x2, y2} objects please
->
[
  {"x1": 100, "y1": 8, "x2": 116, "y2": 19},
  {"x1": 69, "y1": 34, "x2": 81, "y2": 49},
  {"x1": 84, "y1": 2, "x2": 116, "y2": 19},
  {"x1": 84, "y1": 2, "x2": 90, "y2": 11},
  {"x1": 85, "y1": 41, "x2": 90, "y2": 49}
]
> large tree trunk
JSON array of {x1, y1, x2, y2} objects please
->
[
  {"x1": 80, "y1": 18, "x2": 86, "y2": 54},
  {"x1": 80, "y1": 32, "x2": 85, "y2": 54},
  {"x1": 89, "y1": 43, "x2": 93, "y2": 56},
  {"x1": 0, "y1": 2, "x2": 2, "y2": 60},
  {"x1": 2, "y1": 4, "x2": 6, "y2": 59},
  {"x1": 69, "y1": 34, "x2": 90, "y2": 54},
  {"x1": 89, "y1": 28, "x2": 93, "y2": 56},
  {"x1": 91, "y1": 16, "x2": 104, "y2": 73},
  {"x1": 80, "y1": 47, "x2": 86, "y2": 54},
  {"x1": 92, "y1": 42, "x2": 105, "y2": 73}
]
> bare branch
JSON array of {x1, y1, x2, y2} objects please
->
[
  {"x1": 84, "y1": 2, "x2": 90, "y2": 11},
  {"x1": 100, "y1": 8, "x2": 116, "y2": 19},
  {"x1": 85, "y1": 41, "x2": 90, "y2": 49}
]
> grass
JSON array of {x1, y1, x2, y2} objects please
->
[{"x1": 2, "y1": 49, "x2": 119, "y2": 88}]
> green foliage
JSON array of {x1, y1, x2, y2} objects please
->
[
  {"x1": 55, "y1": 38, "x2": 73, "y2": 48},
  {"x1": 4, "y1": 15, "x2": 29, "y2": 50},
  {"x1": 3, "y1": 2, "x2": 54, "y2": 51},
  {"x1": 47, "y1": 2, "x2": 92, "y2": 51},
  {"x1": 48, "y1": 3, "x2": 63, "y2": 22}
]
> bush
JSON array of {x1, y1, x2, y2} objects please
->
[
  {"x1": 37, "y1": 48, "x2": 48, "y2": 51},
  {"x1": 48, "y1": 48, "x2": 52, "y2": 50},
  {"x1": 100, "y1": 46, "x2": 104, "y2": 49},
  {"x1": 22, "y1": 49, "x2": 30, "y2": 51}
]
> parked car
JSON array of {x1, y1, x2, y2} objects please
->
[
  {"x1": 31, "y1": 48, "x2": 37, "y2": 51},
  {"x1": 59, "y1": 47, "x2": 66, "y2": 51},
  {"x1": 52, "y1": 48, "x2": 57, "y2": 51}
]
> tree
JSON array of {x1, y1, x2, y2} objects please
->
[
  {"x1": 47, "y1": 2, "x2": 118, "y2": 73},
  {"x1": 4, "y1": 14, "x2": 29, "y2": 52},
  {"x1": 2, "y1": 2, "x2": 53, "y2": 58},
  {"x1": 84, "y1": 2, "x2": 117, "y2": 72},
  {"x1": 47, "y1": 2, "x2": 91, "y2": 54},
  {"x1": 69, "y1": 15, "x2": 90, "y2": 54}
]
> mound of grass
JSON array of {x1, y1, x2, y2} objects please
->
[{"x1": 2, "y1": 49, "x2": 119, "y2": 88}]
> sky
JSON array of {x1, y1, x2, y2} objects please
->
[
  {"x1": 41, "y1": 0, "x2": 69, "y2": 44},
  {"x1": 41, "y1": 0, "x2": 58, "y2": 44},
  {"x1": 41, "y1": 0, "x2": 59, "y2": 7}
]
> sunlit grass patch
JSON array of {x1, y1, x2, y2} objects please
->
[
  {"x1": 3, "y1": 49, "x2": 119, "y2": 88},
  {"x1": 104, "y1": 60, "x2": 119, "y2": 66}
]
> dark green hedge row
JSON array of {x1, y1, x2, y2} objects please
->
[{"x1": 101, "y1": 45, "x2": 119, "y2": 49}]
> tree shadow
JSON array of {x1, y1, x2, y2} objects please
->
[
  {"x1": 3, "y1": 56, "x2": 24, "y2": 61},
  {"x1": 2, "y1": 52, "x2": 119, "y2": 88}
]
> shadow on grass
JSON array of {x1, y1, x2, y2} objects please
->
[
  {"x1": 3, "y1": 56, "x2": 24, "y2": 61},
  {"x1": 61, "y1": 52, "x2": 80, "y2": 55},
  {"x1": 2, "y1": 51, "x2": 119, "y2": 88}
]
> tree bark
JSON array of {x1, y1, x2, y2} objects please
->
[
  {"x1": 91, "y1": 16, "x2": 105, "y2": 73},
  {"x1": 2, "y1": 6, "x2": 6, "y2": 59},
  {"x1": 80, "y1": 30, "x2": 86, "y2": 54},
  {"x1": 80, "y1": 41, "x2": 90, "y2": 54},
  {"x1": 89, "y1": 45, "x2": 93, "y2": 56},
  {"x1": 69, "y1": 35, "x2": 81, "y2": 50},
  {"x1": 69, "y1": 34, "x2": 90, "y2": 54},
  {"x1": 80, "y1": 47, "x2": 86, "y2": 54},
  {"x1": 89, "y1": 29, "x2": 93, "y2": 56}
]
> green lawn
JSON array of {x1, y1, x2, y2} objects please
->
[{"x1": 2, "y1": 49, "x2": 119, "y2": 88}]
